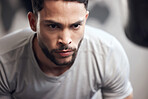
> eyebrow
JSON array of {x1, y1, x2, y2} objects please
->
[
  {"x1": 43, "y1": 20, "x2": 62, "y2": 26},
  {"x1": 43, "y1": 19, "x2": 84, "y2": 26}
]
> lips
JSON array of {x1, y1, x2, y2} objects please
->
[{"x1": 55, "y1": 50, "x2": 73, "y2": 57}]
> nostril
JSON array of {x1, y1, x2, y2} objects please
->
[
  {"x1": 69, "y1": 41, "x2": 72, "y2": 44},
  {"x1": 58, "y1": 41, "x2": 64, "y2": 46},
  {"x1": 58, "y1": 39, "x2": 63, "y2": 44}
]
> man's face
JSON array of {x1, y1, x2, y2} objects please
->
[{"x1": 34, "y1": 0, "x2": 88, "y2": 66}]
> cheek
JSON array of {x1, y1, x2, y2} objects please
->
[
  {"x1": 37, "y1": 29, "x2": 58, "y2": 50},
  {"x1": 72, "y1": 29, "x2": 84, "y2": 48}
]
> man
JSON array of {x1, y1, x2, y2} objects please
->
[{"x1": 0, "y1": 0, "x2": 133, "y2": 99}]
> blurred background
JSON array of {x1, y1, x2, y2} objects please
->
[{"x1": 0, "y1": 0, "x2": 148, "y2": 98}]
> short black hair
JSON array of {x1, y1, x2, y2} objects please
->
[{"x1": 31, "y1": 0, "x2": 89, "y2": 15}]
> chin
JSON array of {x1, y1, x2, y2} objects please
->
[{"x1": 55, "y1": 56, "x2": 74, "y2": 66}]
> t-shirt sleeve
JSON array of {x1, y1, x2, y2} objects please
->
[
  {"x1": 0, "y1": 61, "x2": 12, "y2": 98},
  {"x1": 101, "y1": 38, "x2": 133, "y2": 99}
]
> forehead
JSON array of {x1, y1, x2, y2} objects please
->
[{"x1": 39, "y1": 0, "x2": 86, "y2": 21}]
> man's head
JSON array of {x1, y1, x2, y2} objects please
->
[{"x1": 28, "y1": 0, "x2": 89, "y2": 67}]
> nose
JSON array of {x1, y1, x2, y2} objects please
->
[{"x1": 57, "y1": 29, "x2": 72, "y2": 46}]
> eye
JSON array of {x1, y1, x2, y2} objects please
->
[
  {"x1": 47, "y1": 24, "x2": 58, "y2": 29},
  {"x1": 72, "y1": 24, "x2": 81, "y2": 29}
]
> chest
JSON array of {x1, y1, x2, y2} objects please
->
[{"x1": 12, "y1": 51, "x2": 103, "y2": 99}]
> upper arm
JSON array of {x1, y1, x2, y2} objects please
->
[{"x1": 101, "y1": 38, "x2": 133, "y2": 99}]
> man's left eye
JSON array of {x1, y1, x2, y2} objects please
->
[{"x1": 72, "y1": 24, "x2": 81, "y2": 29}]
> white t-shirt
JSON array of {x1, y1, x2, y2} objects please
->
[{"x1": 0, "y1": 26, "x2": 133, "y2": 99}]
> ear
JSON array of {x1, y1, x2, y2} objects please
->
[
  {"x1": 85, "y1": 11, "x2": 89, "y2": 20},
  {"x1": 28, "y1": 12, "x2": 37, "y2": 32}
]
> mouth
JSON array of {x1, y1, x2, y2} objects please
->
[{"x1": 55, "y1": 50, "x2": 74, "y2": 57}]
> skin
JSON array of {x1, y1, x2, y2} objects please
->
[
  {"x1": 125, "y1": 94, "x2": 133, "y2": 99},
  {"x1": 28, "y1": 0, "x2": 133, "y2": 98}
]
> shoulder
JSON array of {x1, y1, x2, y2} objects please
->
[
  {"x1": 0, "y1": 28, "x2": 35, "y2": 55},
  {"x1": 84, "y1": 26, "x2": 132, "y2": 98},
  {"x1": 83, "y1": 25, "x2": 122, "y2": 54},
  {"x1": 84, "y1": 25, "x2": 115, "y2": 41},
  {"x1": 0, "y1": 28, "x2": 35, "y2": 90}
]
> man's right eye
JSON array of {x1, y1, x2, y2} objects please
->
[{"x1": 47, "y1": 24, "x2": 58, "y2": 29}]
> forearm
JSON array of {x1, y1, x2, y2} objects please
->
[{"x1": 125, "y1": 93, "x2": 133, "y2": 99}]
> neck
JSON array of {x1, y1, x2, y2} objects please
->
[{"x1": 32, "y1": 35, "x2": 70, "y2": 76}]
